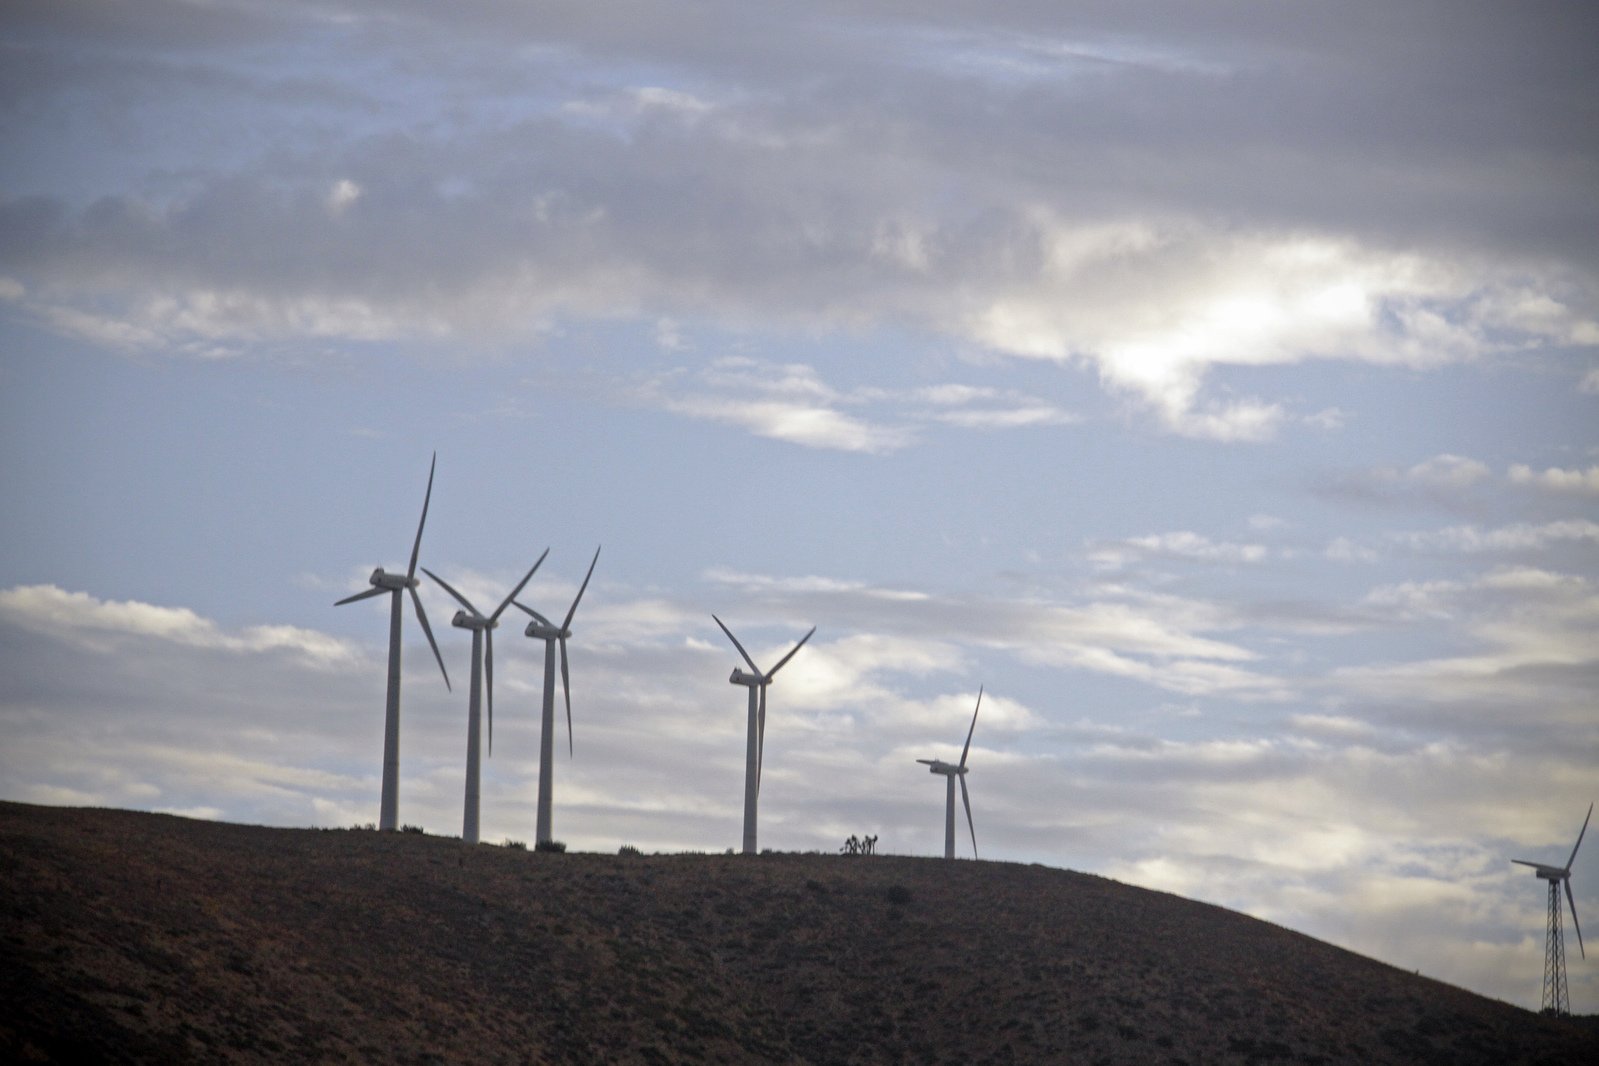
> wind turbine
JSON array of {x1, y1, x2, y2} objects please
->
[
  {"x1": 917, "y1": 687, "x2": 982, "y2": 860},
  {"x1": 713, "y1": 615, "x2": 815, "y2": 856},
  {"x1": 511, "y1": 545, "x2": 601, "y2": 847},
  {"x1": 334, "y1": 452, "x2": 451, "y2": 832},
  {"x1": 1513, "y1": 801, "x2": 1591, "y2": 1016},
  {"x1": 422, "y1": 553, "x2": 547, "y2": 845}
]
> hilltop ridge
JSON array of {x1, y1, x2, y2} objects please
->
[{"x1": 2, "y1": 802, "x2": 1593, "y2": 1064}]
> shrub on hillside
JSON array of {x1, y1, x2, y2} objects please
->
[
  {"x1": 535, "y1": 839, "x2": 567, "y2": 853},
  {"x1": 618, "y1": 844, "x2": 642, "y2": 856}
]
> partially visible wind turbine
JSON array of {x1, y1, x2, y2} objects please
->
[
  {"x1": 334, "y1": 452, "x2": 451, "y2": 832},
  {"x1": 713, "y1": 615, "x2": 815, "y2": 856},
  {"x1": 423, "y1": 553, "x2": 547, "y2": 844},
  {"x1": 917, "y1": 687, "x2": 982, "y2": 860},
  {"x1": 512, "y1": 545, "x2": 601, "y2": 847},
  {"x1": 1513, "y1": 801, "x2": 1591, "y2": 1016}
]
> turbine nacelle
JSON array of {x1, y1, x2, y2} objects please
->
[
  {"x1": 523, "y1": 621, "x2": 570, "y2": 640},
  {"x1": 1514, "y1": 862, "x2": 1571, "y2": 882},
  {"x1": 729, "y1": 669, "x2": 763, "y2": 687},
  {"x1": 451, "y1": 610, "x2": 496, "y2": 631},
  {"x1": 368, "y1": 567, "x2": 418, "y2": 591},
  {"x1": 917, "y1": 758, "x2": 966, "y2": 776}
]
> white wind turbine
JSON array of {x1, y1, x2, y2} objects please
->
[
  {"x1": 422, "y1": 553, "x2": 547, "y2": 845},
  {"x1": 511, "y1": 545, "x2": 601, "y2": 847},
  {"x1": 334, "y1": 452, "x2": 451, "y2": 832},
  {"x1": 917, "y1": 687, "x2": 982, "y2": 860},
  {"x1": 1513, "y1": 801, "x2": 1591, "y2": 1016},
  {"x1": 713, "y1": 615, "x2": 815, "y2": 856}
]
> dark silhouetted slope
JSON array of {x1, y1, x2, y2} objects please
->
[{"x1": 2, "y1": 802, "x2": 1594, "y2": 1064}]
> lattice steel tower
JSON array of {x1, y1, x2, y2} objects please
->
[
  {"x1": 1541, "y1": 878, "x2": 1569, "y2": 1016},
  {"x1": 1513, "y1": 802, "x2": 1589, "y2": 1018}
]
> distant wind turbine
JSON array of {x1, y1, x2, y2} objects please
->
[
  {"x1": 512, "y1": 545, "x2": 601, "y2": 847},
  {"x1": 917, "y1": 687, "x2": 982, "y2": 860},
  {"x1": 423, "y1": 553, "x2": 547, "y2": 844},
  {"x1": 1513, "y1": 801, "x2": 1591, "y2": 1016},
  {"x1": 334, "y1": 452, "x2": 451, "y2": 832},
  {"x1": 713, "y1": 615, "x2": 815, "y2": 856}
]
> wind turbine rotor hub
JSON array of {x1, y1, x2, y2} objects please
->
[{"x1": 370, "y1": 569, "x2": 415, "y2": 591}]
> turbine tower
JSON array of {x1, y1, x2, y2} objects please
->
[
  {"x1": 423, "y1": 553, "x2": 546, "y2": 844},
  {"x1": 1513, "y1": 802, "x2": 1591, "y2": 1016},
  {"x1": 713, "y1": 615, "x2": 815, "y2": 856},
  {"x1": 512, "y1": 545, "x2": 601, "y2": 847},
  {"x1": 917, "y1": 687, "x2": 982, "y2": 860},
  {"x1": 334, "y1": 452, "x2": 451, "y2": 832}
]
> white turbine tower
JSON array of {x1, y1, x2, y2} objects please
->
[
  {"x1": 422, "y1": 553, "x2": 546, "y2": 845},
  {"x1": 713, "y1": 615, "x2": 815, "y2": 856},
  {"x1": 1513, "y1": 801, "x2": 1591, "y2": 1016},
  {"x1": 917, "y1": 687, "x2": 982, "y2": 860},
  {"x1": 334, "y1": 452, "x2": 451, "y2": 832},
  {"x1": 511, "y1": 545, "x2": 601, "y2": 848}
]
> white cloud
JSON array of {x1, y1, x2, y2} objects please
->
[
  {"x1": 1333, "y1": 566, "x2": 1599, "y2": 708},
  {"x1": 963, "y1": 224, "x2": 1581, "y2": 440},
  {"x1": 1324, "y1": 537, "x2": 1378, "y2": 563},
  {"x1": 326, "y1": 179, "x2": 362, "y2": 216},
  {"x1": 1508, "y1": 463, "x2": 1599, "y2": 496},
  {"x1": 0, "y1": 584, "x2": 361, "y2": 667},
  {"x1": 1394, "y1": 519, "x2": 1599, "y2": 554},
  {"x1": 1088, "y1": 531, "x2": 1268, "y2": 569},
  {"x1": 1406, "y1": 453, "x2": 1492, "y2": 489},
  {"x1": 634, "y1": 357, "x2": 1071, "y2": 452}
]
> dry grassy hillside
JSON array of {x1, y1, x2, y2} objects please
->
[{"x1": 1, "y1": 802, "x2": 1593, "y2": 1064}]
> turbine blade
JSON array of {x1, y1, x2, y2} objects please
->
[
  {"x1": 335, "y1": 585, "x2": 387, "y2": 606},
  {"x1": 511, "y1": 600, "x2": 555, "y2": 627},
  {"x1": 960, "y1": 686, "x2": 983, "y2": 768},
  {"x1": 485, "y1": 630, "x2": 494, "y2": 757},
  {"x1": 560, "y1": 636, "x2": 573, "y2": 758},
  {"x1": 407, "y1": 452, "x2": 436, "y2": 581},
  {"x1": 757, "y1": 684, "x2": 767, "y2": 792},
  {"x1": 561, "y1": 545, "x2": 601, "y2": 630},
  {"x1": 422, "y1": 567, "x2": 480, "y2": 617},
  {"x1": 1567, "y1": 879, "x2": 1585, "y2": 959},
  {"x1": 492, "y1": 548, "x2": 549, "y2": 622},
  {"x1": 1566, "y1": 802, "x2": 1593, "y2": 871},
  {"x1": 765, "y1": 625, "x2": 816, "y2": 679},
  {"x1": 410, "y1": 586, "x2": 451, "y2": 692},
  {"x1": 960, "y1": 774, "x2": 977, "y2": 859},
  {"x1": 713, "y1": 615, "x2": 760, "y2": 675}
]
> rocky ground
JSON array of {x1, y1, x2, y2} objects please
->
[{"x1": 2, "y1": 801, "x2": 1594, "y2": 1064}]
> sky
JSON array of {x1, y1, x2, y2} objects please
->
[{"x1": 2, "y1": 0, "x2": 1597, "y2": 1012}]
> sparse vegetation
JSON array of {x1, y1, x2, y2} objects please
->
[
  {"x1": 885, "y1": 883, "x2": 912, "y2": 905},
  {"x1": 841, "y1": 834, "x2": 878, "y2": 855},
  {"x1": 400, "y1": 824, "x2": 425, "y2": 835},
  {"x1": 502, "y1": 838, "x2": 527, "y2": 850},
  {"x1": 618, "y1": 844, "x2": 642, "y2": 856},
  {"x1": 534, "y1": 839, "x2": 566, "y2": 853}
]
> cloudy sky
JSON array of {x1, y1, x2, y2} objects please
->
[{"x1": 3, "y1": 0, "x2": 1597, "y2": 1011}]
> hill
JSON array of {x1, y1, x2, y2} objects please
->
[{"x1": 1, "y1": 802, "x2": 1593, "y2": 1064}]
